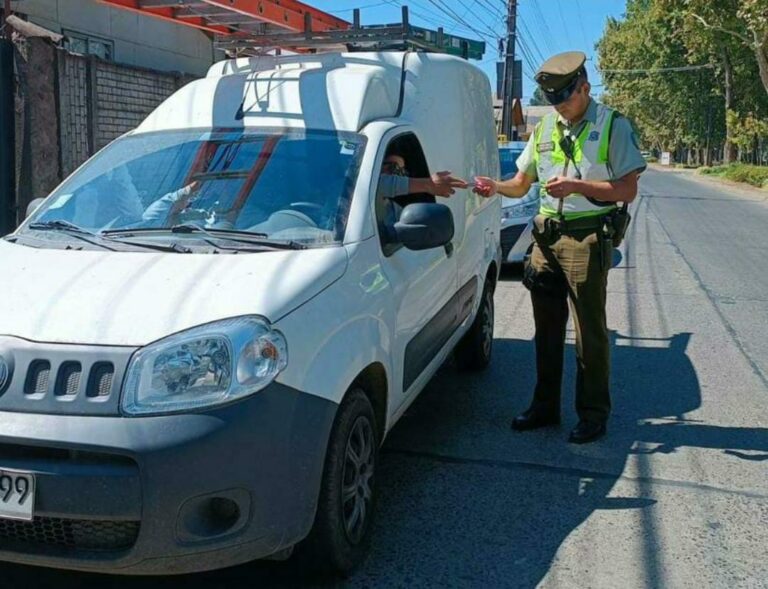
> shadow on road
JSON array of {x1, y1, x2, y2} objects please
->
[{"x1": 2, "y1": 331, "x2": 766, "y2": 587}]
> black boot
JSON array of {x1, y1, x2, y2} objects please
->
[
  {"x1": 511, "y1": 407, "x2": 560, "y2": 431},
  {"x1": 568, "y1": 420, "x2": 607, "y2": 444}
]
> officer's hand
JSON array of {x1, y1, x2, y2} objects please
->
[
  {"x1": 429, "y1": 171, "x2": 468, "y2": 197},
  {"x1": 473, "y1": 176, "x2": 497, "y2": 197},
  {"x1": 545, "y1": 176, "x2": 577, "y2": 199}
]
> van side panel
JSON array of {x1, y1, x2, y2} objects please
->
[
  {"x1": 274, "y1": 240, "x2": 394, "y2": 415},
  {"x1": 399, "y1": 54, "x2": 500, "y2": 318}
]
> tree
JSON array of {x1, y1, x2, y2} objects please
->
[
  {"x1": 659, "y1": 0, "x2": 768, "y2": 163},
  {"x1": 529, "y1": 87, "x2": 549, "y2": 106},
  {"x1": 597, "y1": 0, "x2": 719, "y2": 157},
  {"x1": 598, "y1": 0, "x2": 767, "y2": 165},
  {"x1": 681, "y1": 0, "x2": 768, "y2": 98}
]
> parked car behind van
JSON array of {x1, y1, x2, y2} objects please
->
[
  {"x1": 0, "y1": 52, "x2": 500, "y2": 576},
  {"x1": 498, "y1": 141, "x2": 538, "y2": 263}
]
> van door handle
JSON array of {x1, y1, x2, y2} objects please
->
[{"x1": 444, "y1": 242, "x2": 454, "y2": 258}]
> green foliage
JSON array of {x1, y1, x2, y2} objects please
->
[
  {"x1": 597, "y1": 0, "x2": 768, "y2": 161},
  {"x1": 727, "y1": 109, "x2": 768, "y2": 149},
  {"x1": 529, "y1": 87, "x2": 549, "y2": 106},
  {"x1": 698, "y1": 163, "x2": 768, "y2": 186}
]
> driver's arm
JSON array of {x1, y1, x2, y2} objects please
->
[
  {"x1": 378, "y1": 173, "x2": 467, "y2": 198},
  {"x1": 142, "y1": 181, "x2": 199, "y2": 226}
]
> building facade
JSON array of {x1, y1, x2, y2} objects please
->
[{"x1": 11, "y1": 0, "x2": 217, "y2": 75}]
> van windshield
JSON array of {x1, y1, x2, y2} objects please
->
[{"x1": 23, "y1": 128, "x2": 366, "y2": 246}]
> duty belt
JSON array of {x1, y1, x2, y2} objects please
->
[{"x1": 536, "y1": 213, "x2": 606, "y2": 232}]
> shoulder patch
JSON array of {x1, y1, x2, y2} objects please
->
[{"x1": 588, "y1": 130, "x2": 600, "y2": 141}]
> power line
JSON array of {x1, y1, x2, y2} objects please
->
[
  {"x1": 555, "y1": 0, "x2": 574, "y2": 47},
  {"x1": 425, "y1": 0, "x2": 491, "y2": 39},
  {"x1": 517, "y1": 15, "x2": 545, "y2": 64},
  {"x1": 328, "y1": 1, "x2": 390, "y2": 13},
  {"x1": 529, "y1": 0, "x2": 556, "y2": 55},
  {"x1": 573, "y1": 0, "x2": 590, "y2": 49},
  {"x1": 600, "y1": 64, "x2": 715, "y2": 74}
]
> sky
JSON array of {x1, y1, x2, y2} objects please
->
[{"x1": 310, "y1": 0, "x2": 629, "y2": 102}]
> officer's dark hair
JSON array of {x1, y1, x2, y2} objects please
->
[{"x1": 574, "y1": 67, "x2": 589, "y2": 94}]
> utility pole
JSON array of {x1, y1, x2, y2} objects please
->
[
  {"x1": 0, "y1": 0, "x2": 14, "y2": 233},
  {"x1": 501, "y1": 0, "x2": 517, "y2": 141}
]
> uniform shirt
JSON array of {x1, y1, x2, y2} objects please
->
[{"x1": 516, "y1": 99, "x2": 647, "y2": 183}]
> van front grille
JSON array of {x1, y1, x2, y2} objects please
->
[
  {"x1": 55, "y1": 362, "x2": 82, "y2": 396},
  {"x1": 24, "y1": 360, "x2": 51, "y2": 395},
  {"x1": 21, "y1": 361, "x2": 115, "y2": 399},
  {"x1": 0, "y1": 337, "x2": 134, "y2": 415},
  {"x1": 0, "y1": 517, "x2": 139, "y2": 552}
]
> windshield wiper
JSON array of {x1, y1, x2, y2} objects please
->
[
  {"x1": 27, "y1": 220, "x2": 118, "y2": 251},
  {"x1": 27, "y1": 221, "x2": 191, "y2": 253},
  {"x1": 105, "y1": 225, "x2": 307, "y2": 250},
  {"x1": 171, "y1": 224, "x2": 308, "y2": 250},
  {"x1": 29, "y1": 220, "x2": 96, "y2": 235}
]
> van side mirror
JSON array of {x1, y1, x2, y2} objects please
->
[
  {"x1": 394, "y1": 203, "x2": 454, "y2": 251},
  {"x1": 26, "y1": 198, "x2": 45, "y2": 219}
]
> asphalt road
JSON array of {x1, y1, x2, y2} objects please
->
[{"x1": 4, "y1": 168, "x2": 768, "y2": 588}]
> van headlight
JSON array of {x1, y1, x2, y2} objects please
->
[{"x1": 122, "y1": 316, "x2": 287, "y2": 415}]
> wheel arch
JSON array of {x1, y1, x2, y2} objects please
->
[{"x1": 350, "y1": 362, "x2": 389, "y2": 444}]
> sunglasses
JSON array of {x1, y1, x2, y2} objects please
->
[
  {"x1": 382, "y1": 161, "x2": 409, "y2": 176},
  {"x1": 542, "y1": 76, "x2": 582, "y2": 106}
]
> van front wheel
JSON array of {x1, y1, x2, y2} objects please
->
[
  {"x1": 297, "y1": 388, "x2": 378, "y2": 576},
  {"x1": 455, "y1": 280, "x2": 494, "y2": 371}
]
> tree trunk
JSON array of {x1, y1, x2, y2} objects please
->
[
  {"x1": 752, "y1": 30, "x2": 768, "y2": 98},
  {"x1": 722, "y1": 49, "x2": 737, "y2": 164}
]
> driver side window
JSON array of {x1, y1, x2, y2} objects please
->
[{"x1": 376, "y1": 133, "x2": 434, "y2": 257}]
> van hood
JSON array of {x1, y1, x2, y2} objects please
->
[{"x1": 0, "y1": 241, "x2": 347, "y2": 346}]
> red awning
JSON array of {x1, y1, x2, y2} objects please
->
[{"x1": 97, "y1": 0, "x2": 349, "y2": 36}]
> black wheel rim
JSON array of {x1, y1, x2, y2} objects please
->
[{"x1": 341, "y1": 415, "x2": 375, "y2": 545}]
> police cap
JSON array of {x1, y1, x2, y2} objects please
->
[{"x1": 534, "y1": 51, "x2": 587, "y2": 105}]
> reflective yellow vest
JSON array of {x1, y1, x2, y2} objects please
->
[{"x1": 533, "y1": 103, "x2": 616, "y2": 219}]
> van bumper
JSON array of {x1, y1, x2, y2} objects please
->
[{"x1": 0, "y1": 383, "x2": 337, "y2": 575}]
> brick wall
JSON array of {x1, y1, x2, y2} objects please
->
[
  {"x1": 93, "y1": 60, "x2": 194, "y2": 151},
  {"x1": 56, "y1": 50, "x2": 196, "y2": 176},
  {"x1": 13, "y1": 38, "x2": 199, "y2": 223},
  {"x1": 57, "y1": 51, "x2": 89, "y2": 178}
]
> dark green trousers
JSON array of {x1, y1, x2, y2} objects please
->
[{"x1": 526, "y1": 215, "x2": 611, "y2": 424}]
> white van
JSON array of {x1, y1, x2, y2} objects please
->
[{"x1": 0, "y1": 52, "x2": 500, "y2": 575}]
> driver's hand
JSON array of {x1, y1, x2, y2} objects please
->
[{"x1": 430, "y1": 171, "x2": 469, "y2": 197}]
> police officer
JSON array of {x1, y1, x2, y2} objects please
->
[{"x1": 475, "y1": 51, "x2": 646, "y2": 443}]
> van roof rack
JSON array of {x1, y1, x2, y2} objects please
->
[{"x1": 215, "y1": 6, "x2": 486, "y2": 61}]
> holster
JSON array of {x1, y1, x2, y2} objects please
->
[
  {"x1": 532, "y1": 215, "x2": 562, "y2": 247},
  {"x1": 522, "y1": 249, "x2": 568, "y2": 297},
  {"x1": 607, "y1": 206, "x2": 631, "y2": 247}
]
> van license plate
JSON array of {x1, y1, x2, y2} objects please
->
[{"x1": 0, "y1": 470, "x2": 35, "y2": 521}]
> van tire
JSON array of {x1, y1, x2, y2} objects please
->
[
  {"x1": 296, "y1": 388, "x2": 378, "y2": 577},
  {"x1": 454, "y1": 280, "x2": 494, "y2": 372}
]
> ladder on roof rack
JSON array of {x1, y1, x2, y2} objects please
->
[{"x1": 215, "y1": 7, "x2": 486, "y2": 61}]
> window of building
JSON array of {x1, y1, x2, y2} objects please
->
[{"x1": 63, "y1": 30, "x2": 114, "y2": 61}]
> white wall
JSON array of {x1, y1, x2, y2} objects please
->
[{"x1": 11, "y1": 0, "x2": 217, "y2": 75}]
